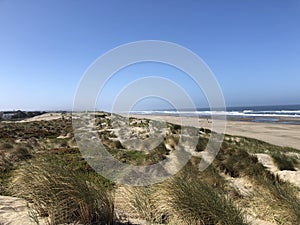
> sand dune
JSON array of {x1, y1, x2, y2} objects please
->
[
  {"x1": 21, "y1": 112, "x2": 300, "y2": 150},
  {"x1": 18, "y1": 113, "x2": 63, "y2": 123}
]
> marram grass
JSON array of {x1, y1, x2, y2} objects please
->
[{"x1": 10, "y1": 154, "x2": 114, "y2": 225}]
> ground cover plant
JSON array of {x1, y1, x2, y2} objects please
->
[{"x1": 0, "y1": 113, "x2": 299, "y2": 224}]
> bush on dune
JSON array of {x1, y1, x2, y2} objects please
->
[
  {"x1": 10, "y1": 154, "x2": 114, "y2": 225},
  {"x1": 0, "y1": 142, "x2": 13, "y2": 149},
  {"x1": 121, "y1": 159, "x2": 248, "y2": 225},
  {"x1": 271, "y1": 152, "x2": 297, "y2": 171},
  {"x1": 119, "y1": 185, "x2": 166, "y2": 224},
  {"x1": 159, "y1": 175, "x2": 247, "y2": 225},
  {"x1": 214, "y1": 146, "x2": 300, "y2": 223}
]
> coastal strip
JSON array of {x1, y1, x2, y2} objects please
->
[{"x1": 130, "y1": 114, "x2": 300, "y2": 150}]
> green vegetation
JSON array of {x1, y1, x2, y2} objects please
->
[
  {"x1": 161, "y1": 160, "x2": 247, "y2": 225},
  {"x1": 0, "y1": 142, "x2": 32, "y2": 195},
  {"x1": 161, "y1": 176, "x2": 247, "y2": 225},
  {"x1": 121, "y1": 185, "x2": 164, "y2": 224},
  {"x1": 0, "y1": 142, "x2": 13, "y2": 149},
  {"x1": 11, "y1": 153, "x2": 114, "y2": 225},
  {"x1": 107, "y1": 143, "x2": 168, "y2": 166},
  {"x1": 224, "y1": 134, "x2": 299, "y2": 155},
  {"x1": 120, "y1": 160, "x2": 247, "y2": 225},
  {"x1": 214, "y1": 147, "x2": 259, "y2": 178},
  {"x1": 214, "y1": 145, "x2": 300, "y2": 224},
  {"x1": 271, "y1": 152, "x2": 298, "y2": 171},
  {"x1": 0, "y1": 113, "x2": 299, "y2": 224}
]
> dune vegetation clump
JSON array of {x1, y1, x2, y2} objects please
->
[
  {"x1": 118, "y1": 185, "x2": 165, "y2": 224},
  {"x1": 159, "y1": 176, "x2": 247, "y2": 225},
  {"x1": 213, "y1": 144, "x2": 300, "y2": 224},
  {"x1": 117, "y1": 159, "x2": 248, "y2": 225},
  {"x1": 10, "y1": 153, "x2": 115, "y2": 225},
  {"x1": 156, "y1": 160, "x2": 247, "y2": 225},
  {"x1": 271, "y1": 152, "x2": 298, "y2": 171},
  {"x1": 0, "y1": 143, "x2": 13, "y2": 149}
]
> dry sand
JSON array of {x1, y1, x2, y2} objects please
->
[
  {"x1": 0, "y1": 196, "x2": 46, "y2": 225},
  {"x1": 130, "y1": 114, "x2": 300, "y2": 190},
  {"x1": 255, "y1": 153, "x2": 300, "y2": 188},
  {"x1": 18, "y1": 112, "x2": 63, "y2": 122},
  {"x1": 130, "y1": 114, "x2": 300, "y2": 150}
]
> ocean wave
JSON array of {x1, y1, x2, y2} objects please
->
[
  {"x1": 129, "y1": 110, "x2": 300, "y2": 118},
  {"x1": 243, "y1": 110, "x2": 253, "y2": 113}
]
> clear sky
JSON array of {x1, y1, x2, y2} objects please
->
[{"x1": 0, "y1": 0, "x2": 300, "y2": 111}]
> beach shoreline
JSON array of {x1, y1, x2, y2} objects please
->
[
  {"x1": 129, "y1": 114, "x2": 300, "y2": 150},
  {"x1": 12, "y1": 112, "x2": 300, "y2": 151}
]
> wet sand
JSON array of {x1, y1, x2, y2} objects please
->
[{"x1": 130, "y1": 115, "x2": 300, "y2": 150}]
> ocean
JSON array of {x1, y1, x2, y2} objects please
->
[{"x1": 129, "y1": 104, "x2": 300, "y2": 125}]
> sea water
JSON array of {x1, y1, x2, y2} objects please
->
[{"x1": 129, "y1": 104, "x2": 300, "y2": 125}]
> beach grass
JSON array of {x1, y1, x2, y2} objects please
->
[
  {"x1": 1, "y1": 113, "x2": 300, "y2": 224},
  {"x1": 160, "y1": 176, "x2": 247, "y2": 225},
  {"x1": 10, "y1": 153, "x2": 114, "y2": 225},
  {"x1": 119, "y1": 185, "x2": 165, "y2": 224},
  {"x1": 119, "y1": 159, "x2": 248, "y2": 225},
  {"x1": 214, "y1": 144, "x2": 300, "y2": 223},
  {"x1": 271, "y1": 152, "x2": 298, "y2": 171}
]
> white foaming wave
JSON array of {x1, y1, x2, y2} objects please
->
[
  {"x1": 129, "y1": 110, "x2": 178, "y2": 115},
  {"x1": 194, "y1": 111, "x2": 300, "y2": 118},
  {"x1": 129, "y1": 110, "x2": 300, "y2": 118},
  {"x1": 243, "y1": 110, "x2": 253, "y2": 113},
  {"x1": 242, "y1": 110, "x2": 300, "y2": 114},
  {"x1": 271, "y1": 110, "x2": 300, "y2": 114}
]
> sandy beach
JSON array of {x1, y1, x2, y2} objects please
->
[{"x1": 130, "y1": 115, "x2": 300, "y2": 150}]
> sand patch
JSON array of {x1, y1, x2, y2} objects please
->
[
  {"x1": 255, "y1": 153, "x2": 300, "y2": 188},
  {"x1": 131, "y1": 114, "x2": 300, "y2": 150},
  {"x1": 0, "y1": 195, "x2": 46, "y2": 225},
  {"x1": 18, "y1": 113, "x2": 64, "y2": 123}
]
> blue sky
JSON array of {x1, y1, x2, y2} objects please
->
[{"x1": 0, "y1": 0, "x2": 300, "y2": 111}]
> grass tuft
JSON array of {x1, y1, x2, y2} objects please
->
[
  {"x1": 120, "y1": 158, "x2": 247, "y2": 225},
  {"x1": 10, "y1": 154, "x2": 114, "y2": 225},
  {"x1": 119, "y1": 185, "x2": 167, "y2": 224},
  {"x1": 271, "y1": 152, "x2": 297, "y2": 171},
  {"x1": 159, "y1": 175, "x2": 248, "y2": 225},
  {"x1": 0, "y1": 143, "x2": 13, "y2": 149},
  {"x1": 214, "y1": 146, "x2": 300, "y2": 223}
]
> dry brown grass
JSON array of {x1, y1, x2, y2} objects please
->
[
  {"x1": 117, "y1": 185, "x2": 166, "y2": 224},
  {"x1": 214, "y1": 146, "x2": 300, "y2": 224},
  {"x1": 117, "y1": 159, "x2": 248, "y2": 225},
  {"x1": 10, "y1": 154, "x2": 114, "y2": 225}
]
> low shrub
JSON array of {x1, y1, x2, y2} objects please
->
[
  {"x1": 0, "y1": 143, "x2": 13, "y2": 149},
  {"x1": 271, "y1": 152, "x2": 297, "y2": 171},
  {"x1": 214, "y1": 148, "x2": 257, "y2": 177}
]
